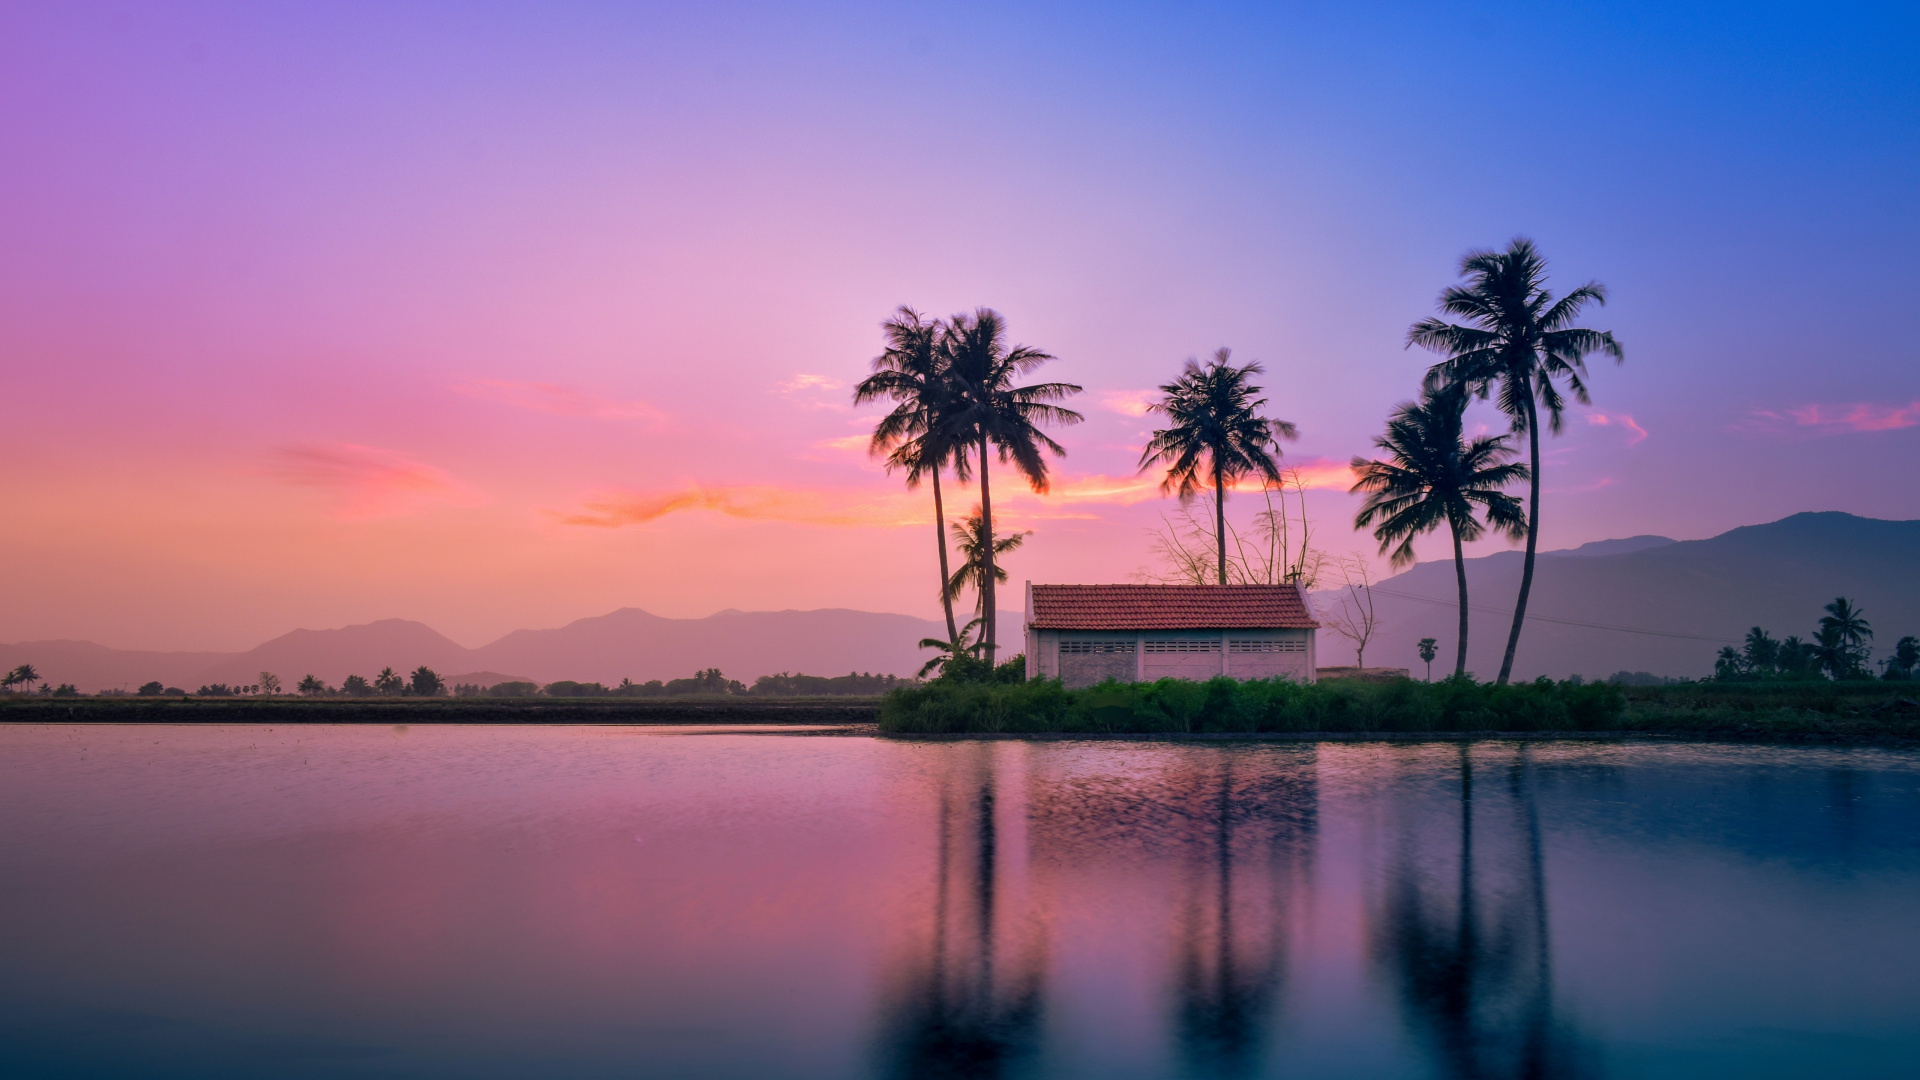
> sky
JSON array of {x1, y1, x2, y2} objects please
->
[{"x1": 1, "y1": 1, "x2": 1916, "y2": 652}]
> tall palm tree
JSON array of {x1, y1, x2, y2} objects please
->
[
  {"x1": 1350, "y1": 387, "x2": 1528, "y2": 679},
  {"x1": 1408, "y1": 238, "x2": 1623, "y2": 685},
  {"x1": 1139, "y1": 349, "x2": 1297, "y2": 586},
  {"x1": 939, "y1": 309, "x2": 1083, "y2": 662},
  {"x1": 855, "y1": 308, "x2": 966, "y2": 644},
  {"x1": 1818, "y1": 596, "x2": 1872, "y2": 679},
  {"x1": 944, "y1": 510, "x2": 1031, "y2": 645}
]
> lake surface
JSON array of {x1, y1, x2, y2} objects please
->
[{"x1": 3, "y1": 726, "x2": 1919, "y2": 1079}]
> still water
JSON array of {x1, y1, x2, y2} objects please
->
[{"x1": 3, "y1": 725, "x2": 1919, "y2": 1079}]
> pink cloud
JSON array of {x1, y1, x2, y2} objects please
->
[
  {"x1": 1547, "y1": 476, "x2": 1618, "y2": 495},
  {"x1": 1058, "y1": 457, "x2": 1355, "y2": 504},
  {"x1": 552, "y1": 456, "x2": 1361, "y2": 532},
  {"x1": 775, "y1": 373, "x2": 849, "y2": 411},
  {"x1": 460, "y1": 379, "x2": 663, "y2": 422},
  {"x1": 262, "y1": 444, "x2": 487, "y2": 520},
  {"x1": 778, "y1": 374, "x2": 842, "y2": 393},
  {"x1": 1744, "y1": 400, "x2": 1920, "y2": 436},
  {"x1": 1097, "y1": 390, "x2": 1159, "y2": 417},
  {"x1": 1585, "y1": 411, "x2": 1648, "y2": 445},
  {"x1": 813, "y1": 433, "x2": 873, "y2": 453},
  {"x1": 550, "y1": 485, "x2": 924, "y2": 529},
  {"x1": 1286, "y1": 457, "x2": 1358, "y2": 490}
]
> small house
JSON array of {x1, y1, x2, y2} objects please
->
[{"x1": 1024, "y1": 583, "x2": 1320, "y2": 688}]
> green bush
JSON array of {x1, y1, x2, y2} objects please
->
[{"x1": 877, "y1": 674, "x2": 1628, "y2": 734}]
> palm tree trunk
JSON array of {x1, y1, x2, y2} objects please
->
[
  {"x1": 931, "y1": 468, "x2": 959, "y2": 644},
  {"x1": 1214, "y1": 465, "x2": 1227, "y2": 586},
  {"x1": 979, "y1": 434, "x2": 996, "y2": 665},
  {"x1": 1451, "y1": 520, "x2": 1470, "y2": 680},
  {"x1": 1497, "y1": 390, "x2": 1541, "y2": 685}
]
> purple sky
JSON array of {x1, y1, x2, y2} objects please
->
[{"x1": 1, "y1": 1, "x2": 1915, "y2": 649}]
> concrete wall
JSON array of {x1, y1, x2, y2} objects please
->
[
  {"x1": 1042, "y1": 631, "x2": 1136, "y2": 688},
  {"x1": 1033, "y1": 628, "x2": 1315, "y2": 688}
]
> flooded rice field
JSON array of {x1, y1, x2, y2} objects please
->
[{"x1": 3, "y1": 725, "x2": 1918, "y2": 1078}]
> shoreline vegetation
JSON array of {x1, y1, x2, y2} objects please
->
[
  {"x1": 875, "y1": 676, "x2": 1920, "y2": 740},
  {"x1": 6, "y1": 678, "x2": 1920, "y2": 741},
  {"x1": 0, "y1": 697, "x2": 880, "y2": 724}
]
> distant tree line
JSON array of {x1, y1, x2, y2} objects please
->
[
  {"x1": 1713, "y1": 597, "x2": 1918, "y2": 682},
  {"x1": 472, "y1": 669, "x2": 913, "y2": 698},
  {"x1": 5, "y1": 664, "x2": 916, "y2": 700},
  {"x1": 1, "y1": 664, "x2": 78, "y2": 696}
]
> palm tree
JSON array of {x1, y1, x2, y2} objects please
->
[
  {"x1": 1887, "y1": 635, "x2": 1920, "y2": 680},
  {"x1": 917, "y1": 617, "x2": 985, "y2": 678},
  {"x1": 1818, "y1": 597, "x2": 1872, "y2": 679},
  {"x1": 1408, "y1": 238, "x2": 1622, "y2": 685},
  {"x1": 1742, "y1": 627, "x2": 1780, "y2": 674},
  {"x1": 5, "y1": 664, "x2": 40, "y2": 692},
  {"x1": 1810, "y1": 627, "x2": 1851, "y2": 681},
  {"x1": 939, "y1": 309, "x2": 1083, "y2": 662},
  {"x1": 1139, "y1": 349, "x2": 1297, "y2": 586},
  {"x1": 1714, "y1": 645, "x2": 1745, "y2": 681},
  {"x1": 944, "y1": 510, "x2": 1031, "y2": 647},
  {"x1": 1417, "y1": 638, "x2": 1438, "y2": 682},
  {"x1": 1776, "y1": 635, "x2": 1815, "y2": 678},
  {"x1": 855, "y1": 307, "x2": 966, "y2": 644},
  {"x1": 1350, "y1": 387, "x2": 1528, "y2": 680}
]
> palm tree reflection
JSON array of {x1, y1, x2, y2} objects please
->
[
  {"x1": 1170, "y1": 753, "x2": 1317, "y2": 1079},
  {"x1": 876, "y1": 749, "x2": 1043, "y2": 1079},
  {"x1": 1373, "y1": 745, "x2": 1598, "y2": 1079}
]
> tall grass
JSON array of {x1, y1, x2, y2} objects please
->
[{"x1": 877, "y1": 676, "x2": 1628, "y2": 735}]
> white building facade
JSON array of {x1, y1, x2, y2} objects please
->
[{"x1": 1023, "y1": 583, "x2": 1319, "y2": 689}]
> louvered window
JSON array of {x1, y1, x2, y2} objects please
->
[
  {"x1": 1060, "y1": 640, "x2": 1135, "y2": 655},
  {"x1": 1143, "y1": 640, "x2": 1221, "y2": 653},
  {"x1": 1230, "y1": 640, "x2": 1306, "y2": 653}
]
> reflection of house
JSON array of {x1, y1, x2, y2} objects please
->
[{"x1": 1024, "y1": 583, "x2": 1319, "y2": 688}]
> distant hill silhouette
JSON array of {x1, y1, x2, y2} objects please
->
[
  {"x1": 442, "y1": 671, "x2": 537, "y2": 688},
  {"x1": 4, "y1": 608, "x2": 1006, "y2": 692},
  {"x1": 197, "y1": 619, "x2": 473, "y2": 687},
  {"x1": 0, "y1": 640, "x2": 229, "y2": 694},
  {"x1": 466, "y1": 607, "x2": 959, "y2": 686},
  {"x1": 1322, "y1": 512, "x2": 1920, "y2": 680},
  {"x1": 9, "y1": 512, "x2": 1914, "y2": 691}
]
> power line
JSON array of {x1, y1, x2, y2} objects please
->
[{"x1": 1366, "y1": 586, "x2": 1741, "y2": 644}]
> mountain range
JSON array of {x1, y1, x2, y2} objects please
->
[
  {"x1": 0, "y1": 608, "x2": 963, "y2": 693},
  {"x1": 4, "y1": 512, "x2": 1915, "y2": 692},
  {"x1": 1322, "y1": 511, "x2": 1920, "y2": 680}
]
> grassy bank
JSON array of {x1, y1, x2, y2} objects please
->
[
  {"x1": 14, "y1": 680, "x2": 1917, "y2": 738},
  {"x1": 877, "y1": 676, "x2": 1920, "y2": 738},
  {"x1": 0, "y1": 697, "x2": 880, "y2": 725}
]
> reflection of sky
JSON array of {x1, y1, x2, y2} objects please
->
[
  {"x1": 1, "y1": 3, "x2": 1916, "y2": 647},
  {"x1": 6, "y1": 728, "x2": 1920, "y2": 1077}
]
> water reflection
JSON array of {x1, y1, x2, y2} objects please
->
[
  {"x1": 877, "y1": 746, "x2": 1046, "y2": 1079},
  {"x1": 8, "y1": 728, "x2": 1920, "y2": 1078},
  {"x1": 880, "y1": 745, "x2": 1318, "y2": 1079},
  {"x1": 1372, "y1": 745, "x2": 1597, "y2": 1079},
  {"x1": 1168, "y1": 755, "x2": 1316, "y2": 1079}
]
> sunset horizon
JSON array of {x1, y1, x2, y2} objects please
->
[{"x1": 6, "y1": 4, "x2": 1916, "y2": 654}]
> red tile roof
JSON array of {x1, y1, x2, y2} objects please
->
[{"x1": 1029, "y1": 584, "x2": 1319, "y2": 630}]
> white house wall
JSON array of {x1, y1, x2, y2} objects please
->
[{"x1": 1035, "y1": 628, "x2": 1315, "y2": 688}]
